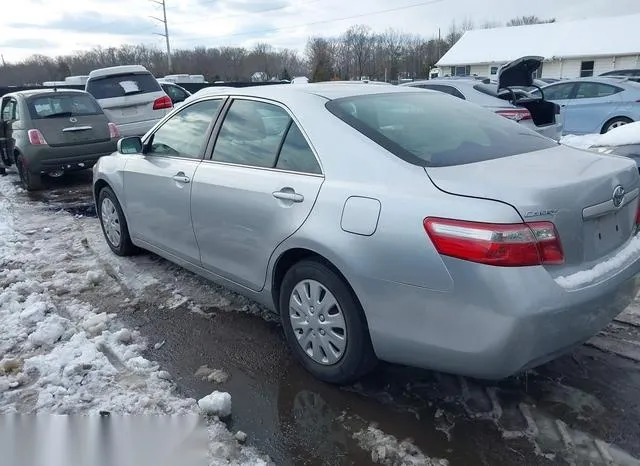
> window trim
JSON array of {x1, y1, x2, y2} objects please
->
[
  {"x1": 203, "y1": 96, "x2": 324, "y2": 177},
  {"x1": 141, "y1": 96, "x2": 228, "y2": 161}
]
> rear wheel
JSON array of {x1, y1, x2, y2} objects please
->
[
  {"x1": 279, "y1": 259, "x2": 377, "y2": 384},
  {"x1": 601, "y1": 116, "x2": 632, "y2": 133},
  {"x1": 16, "y1": 154, "x2": 43, "y2": 191},
  {"x1": 97, "y1": 187, "x2": 138, "y2": 256}
]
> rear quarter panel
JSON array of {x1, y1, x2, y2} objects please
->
[{"x1": 267, "y1": 95, "x2": 524, "y2": 297}]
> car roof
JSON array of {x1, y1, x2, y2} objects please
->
[
  {"x1": 8, "y1": 88, "x2": 90, "y2": 99},
  {"x1": 543, "y1": 76, "x2": 638, "y2": 86},
  {"x1": 191, "y1": 83, "x2": 425, "y2": 102},
  {"x1": 88, "y1": 65, "x2": 149, "y2": 79}
]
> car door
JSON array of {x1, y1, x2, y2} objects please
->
[
  {"x1": 123, "y1": 98, "x2": 225, "y2": 262},
  {"x1": 191, "y1": 98, "x2": 324, "y2": 291},
  {"x1": 0, "y1": 97, "x2": 18, "y2": 166},
  {"x1": 563, "y1": 81, "x2": 624, "y2": 134}
]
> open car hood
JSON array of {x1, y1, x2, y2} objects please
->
[{"x1": 498, "y1": 56, "x2": 543, "y2": 89}]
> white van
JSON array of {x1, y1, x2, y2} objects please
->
[{"x1": 85, "y1": 65, "x2": 172, "y2": 137}]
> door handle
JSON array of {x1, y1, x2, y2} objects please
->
[
  {"x1": 172, "y1": 172, "x2": 190, "y2": 183},
  {"x1": 272, "y1": 190, "x2": 304, "y2": 202}
]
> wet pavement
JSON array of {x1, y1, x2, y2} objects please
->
[{"x1": 5, "y1": 169, "x2": 640, "y2": 465}]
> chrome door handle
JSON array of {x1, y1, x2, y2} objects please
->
[
  {"x1": 272, "y1": 190, "x2": 304, "y2": 202},
  {"x1": 172, "y1": 172, "x2": 190, "y2": 183}
]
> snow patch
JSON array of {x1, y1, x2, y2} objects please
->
[
  {"x1": 354, "y1": 425, "x2": 449, "y2": 465},
  {"x1": 561, "y1": 133, "x2": 603, "y2": 150},
  {"x1": 199, "y1": 391, "x2": 232, "y2": 417},
  {"x1": 555, "y1": 235, "x2": 640, "y2": 289},
  {"x1": 597, "y1": 121, "x2": 640, "y2": 147}
]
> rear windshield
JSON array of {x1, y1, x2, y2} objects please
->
[
  {"x1": 325, "y1": 92, "x2": 557, "y2": 167},
  {"x1": 28, "y1": 94, "x2": 103, "y2": 119},
  {"x1": 86, "y1": 72, "x2": 162, "y2": 99}
]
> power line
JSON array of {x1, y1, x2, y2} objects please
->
[
  {"x1": 149, "y1": 0, "x2": 172, "y2": 71},
  {"x1": 169, "y1": 0, "x2": 321, "y2": 25},
  {"x1": 180, "y1": 0, "x2": 447, "y2": 43}
]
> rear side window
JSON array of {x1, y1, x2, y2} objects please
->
[
  {"x1": 326, "y1": 92, "x2": 557, "y2": 168},
  {"x1": 574, "y1": 82, "x2": 621, "y2": 99},
  {"x1": 86, "y1": 73, "x2": 162, "y2": 99},
  {"x1": 28, "y1": 94, "x2": 102, "y2": 119},
  {"x1": 276, "y1": 124, "x2": 321, "y2": 174}
]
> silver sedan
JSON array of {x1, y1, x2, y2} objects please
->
[{"x1": 93, "y1": 84, "x2": 640, "y2": 384}]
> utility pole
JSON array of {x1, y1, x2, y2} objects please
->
[{"x1": 150, "y1": 0, "x2": 172, "y2": 73}]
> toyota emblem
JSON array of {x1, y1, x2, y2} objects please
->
[
  {"x1": 612, "y1": 185, "x2": 625, "y2": 208},
  {"x1": 69, "y1": 117, "x2": 77, "y2": 123}
]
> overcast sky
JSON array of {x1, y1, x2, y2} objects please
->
[{"x1": 1, "y1": 0, "x2": 639, "y2": 63}]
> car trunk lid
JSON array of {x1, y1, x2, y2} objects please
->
[
  {"x1": 497, "y1": 56, "x2": 543, "y2": 90},
  {"x1": 425, "y1": 145, "x2": 640, "y2": 268},
  {"x1": 98, "y1": 92, "x2": 167, "y2": 126},
  {"x1": 33, "y1": 116, "x2": 110, "y2": 147}
]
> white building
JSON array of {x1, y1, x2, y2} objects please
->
[{"x1": 436, "y1": 14, "x2": 640, "y2": 79}]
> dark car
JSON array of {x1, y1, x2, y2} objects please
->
[
  {"x1": 0, "y1": 89, "x2": 119, "y2": 190},
  {"x1": 600, "y1": 69, "x2": 640, "y2": 83}
]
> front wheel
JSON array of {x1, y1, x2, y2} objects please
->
[
  {"x1": 279, "y1": 259, "x2": 377, "y2": 384},
  {"x1": 97, "y1": 187, "x2": 138, "y2": 256},
  {"x1": 602, "y1": 116, "x2": 632, "y2": 133}
]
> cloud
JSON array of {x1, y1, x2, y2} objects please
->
[
  {"x1": 0, "y1": 38, "x2": 57, "y2": 49},
  {"x1": 194, "y1": 0, "x2": 290, "y2": 13},
  {"x1": 12, "y1": 12, "x2": 158, "y2": 37}
]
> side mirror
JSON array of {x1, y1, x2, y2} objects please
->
[{"x1": 117, "y1": 136, "x2": 143, "y2": 154}]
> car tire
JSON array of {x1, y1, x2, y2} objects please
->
[
  {"x1": 97, "y1": 186, "x2": 138, "y2": 256},
  {"x1": 16, "y1": 154, "x2": 43, "y2": 191},
  {"x1": 279, "y1": 259, "x2": 377, "y2": 385},
  {"x1": 601, "y1": 116, "x2": 633, "y2": 133}
]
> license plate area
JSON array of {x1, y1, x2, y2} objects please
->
[
  {"x1": 121, "y1": 107, "x2": 138, "y2": 116},
  {"x1": 584, "y1": 210, "x2": 630, "y2": 260}
]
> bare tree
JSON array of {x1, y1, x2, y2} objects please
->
[{"x1": 506, "y1": 16, "x2": 555, "y2": 27}]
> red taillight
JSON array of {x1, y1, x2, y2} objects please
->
[
  {"x1": 108, "y1": 122, "x2": 120, "y2": 139},
  {"x1": 423, "y1": 218, "x2": 564, "y2": 267},
  {"x1": 636, "y1": 201, "x2": 640, "y2": 225},
  {"x1": 28, "y1": 129, "x2": 47, "y2": 145},
  {"x1": 153, "y1": 95, "x2": 173, "y2": 110},
  {"x1": 495, "y1": 108, "x2": 532, "y2": 122}
]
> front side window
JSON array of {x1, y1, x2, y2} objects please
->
[
  {"x1": 28, "y1": 94, "x2": 102, "y2": 119},
  {"x1": 87, "y1": 72, "x2": 162, "y2": 100},
  {"x1": 1, "y1": 99, "x2": 17, "y2": 120},
  {"x1": 146, "y1": 99, "x2": 222, "y2": 159},
  {"x1": 541, "y1": 83, "x2": 575, "y2": 100},
  {"x1": 326, "y1": 92, "x2": 557, "y2": 168}
]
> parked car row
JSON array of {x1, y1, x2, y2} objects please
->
[
  {"x1": 0, "y1": 65, "x2": 193, "y2": 189},
  {"x1": 91, "y1": 76, "x2": 640, "y2": 384}
]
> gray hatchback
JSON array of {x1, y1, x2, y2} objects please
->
[{"x1": 0, "y1": 89, "x2": 119, "y2": 190}]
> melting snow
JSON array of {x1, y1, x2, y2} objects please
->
[
  {"x1": 354, "y1": 425, "x2": 449, "y2": 465},
  {"x1": 561, "y1": 122, "x2": 640, "y2": 150},
  {"x1": 198, "y1": 391, "x2": 233, "y2": 418},
  {"x1": 555, "y1": 235, "x2": 640, "y2": 289},
  {"x1": 0, "y1": 178, "x2": 271, "y2": 465}
]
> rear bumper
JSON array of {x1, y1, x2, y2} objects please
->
[
  {"x1": 358, "y1": 243, "x2": 640, "y2": 379},
  {"x1": 22, "y1": 140, "x2": 117, "y2": 173},
  {"x1": 117, "y1": 119, "x2": 161, "y2": 137}
]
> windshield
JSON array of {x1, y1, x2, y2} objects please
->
[
  {"x1": 325, "y1": 92, "x2": 557, "y2": 167},
  {"x1": 28, "y1": 94, "x2": 103, "y2": 119},
  {"x1": 86, "y1": 72, "x2": 162, "y2": 99}
]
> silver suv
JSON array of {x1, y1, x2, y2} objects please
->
[{"x1": 85, "y1": 65, "x2": 172, "y2": 137}]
